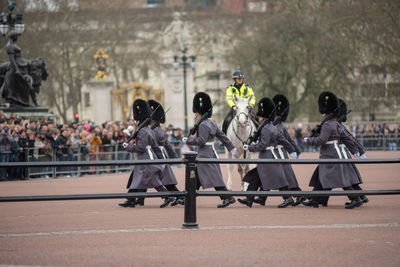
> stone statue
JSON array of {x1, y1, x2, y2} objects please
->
[
  {"x1": 0, "y1": 30, "x2": 48, "y2": 107},
  {"x1": 162, "y1": 12, "x2": 191, "y2": 51}
]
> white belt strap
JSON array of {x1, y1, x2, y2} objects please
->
[
  {"x1": 146, "y1": 145, "x2": 154, "y2": 160},
  {"x1": 205, "y1": 141, "x2": 219, "y2": 159},
  {"x1": 276, "y1": 145, "x2": 285, "y2": 159},
  {"x1": 339, "y1": 144, "x2": 349, "y2": 159},
  {"x1": 326, "y1": 140, "x2": 342, "y2": 159},
  {"x1": 266, "y1": 146, "x2": 278, "y2": 159},
  {"x1": 159, "y1": 146, "x2": 168, "y2": 159}
]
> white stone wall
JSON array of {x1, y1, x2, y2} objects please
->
[{"x1": 85, "y1": 79, "x2": 114, "y2": 125}]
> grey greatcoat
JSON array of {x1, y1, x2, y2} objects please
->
[
  {"x1": 248, "y1": 123, "x2": 296, "y2": 190},
  {"x1": 152, "y1": 126, "x2": 178, "y2": 186},
  {"x1": 337, "y1": 123, "x2": 364, "y2": 185},
  {"x1": 274, "y1": 122, "x2": 300, "y2": 189},
  {"x1": 305, "y1": 119, "x2": 359, "y2": 189},
  {"x1": 126, "y1": 126, "x2": 164, "y2": 190},
  {"x1": 186, "y1": 119, "x2": 235, "y2": 189}
]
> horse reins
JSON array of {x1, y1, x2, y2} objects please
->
[{"x1": 232, "y1": 111, "x2": 254, "y2": 158}]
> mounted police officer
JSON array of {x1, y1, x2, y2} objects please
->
[{"x1": 222, "y1": 70, "x2": 256, "y2": 134}]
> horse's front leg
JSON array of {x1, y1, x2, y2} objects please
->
[{"x1": 226, "y1": 149, "x2": 233, "y2": 191}]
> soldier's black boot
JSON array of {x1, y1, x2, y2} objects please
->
[
  {"x1": 277, "y1": 197, "x2": 294, "y2": 208},
  {"x1": 253, "y1": 197, "x2": 266, "y2": 206},
  {"x1": 237, "y1": 198, "x2": 253, "y2": 207},
  {"x1": 119, "y1": 199, "x2": 136, "y2": 208},
  {"x1": 360, "y1": 195, "x2": 369, "y2": 203},
  {"x1": 318, "y1": 196, "x2": 329, "y2": 207},
  {"x1": 345, "y1": 197, "x2": 363, "y2": 209},
  {"x1": 171, "y1": 197, "x2": 184, "y2": 206},
  {"x1": 136, "y1": 198, "x2": 144, "y2": 206},
  {"x1": 160, "y1": 197, "x2": 175, "y2": 208},
  {"x1": 302, "y1": 198, "x2": 319, "y2": 208},
  {"x1": 292, "y1": 196, "x2": 306, "y2": 206},
  {"x1": 319, "y1": 201, "x2": 328, "y2": 207},
  {"x1": 217, "y1": 197, "x2": 236, "y2": 208}
]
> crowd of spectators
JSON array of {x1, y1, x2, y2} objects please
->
[
  {"x1": 0, "y1": 110, "x2": 126, "y2": 181},
  {"x1": 0, "y1": 110, "x2": 190, "y2": 181},
  {"x1": 0, "y1": 109, "x2": 398, "y2": 181}
]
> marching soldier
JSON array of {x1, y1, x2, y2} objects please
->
[
  {"x1": 252, "y1": 94, "x2": 304, "y2": 206},
  {"x1": 272, "y1": 94, "x2": 305, "y2": 205},
  {"x1": 222, "y1": 70, "x2": 256, "y2": 134},
  {"x1": 336, "y1": 99, "x2": 368, "y2": 205},
  {"x1": 148, "y1": 99, "x2": 184, "y2": 207},
  {"x1": 239, "y1": 97, "x2": 298, "y2": 208},
  {"x1": 183, "y1": 92, "x2": 237, "y2": 208},
  {"x1": 302, "y1": 92, "x2": 363, "y2": 209},
  {"x1": 119, "y1": 99, "x2": 174, "y2": 208}
]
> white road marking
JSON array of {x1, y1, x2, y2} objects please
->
[{"x1": 0, "y1": 222, "x2": 399, "y2": 238}]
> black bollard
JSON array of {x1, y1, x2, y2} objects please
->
[{"x1": 182, "y1": 151, "x2": 198, "y2": 229}]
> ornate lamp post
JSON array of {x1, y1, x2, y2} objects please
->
[
  {"x1": 173, "y1": 46, "x2": 196, "y2": 135},
  {"x1": 0, "y1": 0, "x2": 24, "y2": 37}
]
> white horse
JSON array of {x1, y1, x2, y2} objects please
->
[{"x1": 225, "y1": 95, "x2": 257, "y2": 191}]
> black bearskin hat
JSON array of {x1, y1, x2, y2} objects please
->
[
  {"x1": 318, "y1": 91, "x2": 338, "y2": 114},
  {"x1": 148, "y1": 99, "x2": 165, "y2": 124},
  {"x1": 193, "y1": 92, "x2": 213, "y2": 117},
  {"x1": 273, "y1": 94, "x2": 290, "y2": 122},
  {"x1": 133, "y1": 99, "x2": 151, "y2": 124},
  {"x1": 338, "y1": 99, "x2": 347, "y2": 122},
  {"x1": 256, "y1": 97, "x2": 275, "y2": 119}
]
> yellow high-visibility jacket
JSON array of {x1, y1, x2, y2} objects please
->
[{"x1": 226, "y1": 83, "x2": 256, "y2": 108}]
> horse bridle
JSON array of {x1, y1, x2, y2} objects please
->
[{"x1": 233, "y1": 111, "x2": 253, "y2": 144}]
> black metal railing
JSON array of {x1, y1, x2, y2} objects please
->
[
  {"x1": 2, "y1": 136, "x2": 399, "y2": 181},
  {"x1": 0, "y1": 152, "x2": 399, "y2": 229}
]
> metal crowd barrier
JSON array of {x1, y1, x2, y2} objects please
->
[
  {"x1": 297, "y1": 137, "x2": 400, "y2": 153},
  {"x1": 2, "y1": 136, "x2": 398, "y2": 180},
  {"x1": 356, "y1": 136, "x2": 400, "y2": 151},
  {"x1": 18, "y1": 144, "x2": 185, "y2": 179},
  {"x1": 0, "y1": 152, "x2": 399, "y2": 229},
  {"x1": 23, "y1": 145, "x2": 136, "y2": 179}
]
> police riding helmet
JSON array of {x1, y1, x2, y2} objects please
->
[{"x1": 232, "y1": 70, "x2": 244, "y2": 80}]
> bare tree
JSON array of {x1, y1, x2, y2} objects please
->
[
  {"x1": 322, "y1": 0, "x2": 400, "y2": 115},
  {"x1": 224, "y1": 1, "x2": 358, "y2": 121},
  {"x1": 10, "y1": 0, "x2": 165, "y2": 122}
]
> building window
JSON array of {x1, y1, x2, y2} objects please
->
[
  {"x1": 207, "y1": 72, "x2": 220, "y2": 80},
  {"x1": 205, "y1": 0, "x2": 216, "y2": 6},
  {"x1": 147, "y1": 0, "x2": 165, "y2": 5},
  {"x1": 84, "y1": 92, "x2": 91, "y2": 107},
  {"x1": 184, "y1": 0, "x2": 216, "y2": 6}
]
